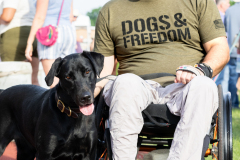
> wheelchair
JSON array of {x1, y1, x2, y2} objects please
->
[{"x1": 94, "y1": 73, "x2": 233, "y2": 160}]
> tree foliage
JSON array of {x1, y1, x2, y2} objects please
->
[
  {"x1": 87, "y1": 7, "x2": 102, "y2": 26},
  {"x1": 230, "y1": 1, "x2": 235, "y2": 6}
]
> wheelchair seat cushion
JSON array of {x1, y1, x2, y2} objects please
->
[{"x1": 142, "y1": 103, "x2": 180, "y2": 126}]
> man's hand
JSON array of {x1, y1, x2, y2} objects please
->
[
  {"x1": 94, "y1": 55, "x2": 115, "y2": 97},
  {"x1": 174, "y1": 66, "x2": 204, "y2": 84}
]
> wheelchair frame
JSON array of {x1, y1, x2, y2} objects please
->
[{"x1": 94, "y1": 77, "x2": 233, "y2": 160}]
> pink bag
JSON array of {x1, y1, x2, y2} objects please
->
[
  {"x1": 36, "y1": 0, "x2": 64, "y2": 46},
  {"x1": 36, "y1": 25, "x2": 58, "y2": 46}
]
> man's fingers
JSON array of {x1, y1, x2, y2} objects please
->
[
  {"x1": 185, "y1": 72, "x2": 194, "y2": 83},
  {"x1": 176, "y1": 70, "x2": 197, "y2": 84},
  {"x1": 180, "y1": 71, "x2": 188, "y2": 84},
  {"x1": 191, "y1": 74, "x2": 196, "y2": 80},
  {"x1": 175, "y1": 70, "x2": 183, "y2": 83}
]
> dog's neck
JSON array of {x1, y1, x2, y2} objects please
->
[{"x1": 55, "y1": 84, "x2": 78, "y2": 108}]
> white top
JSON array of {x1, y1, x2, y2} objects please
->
[{"x1": 0, "y1": 0, "x2": 36, "y2": 34}]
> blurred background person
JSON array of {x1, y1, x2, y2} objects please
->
[
  {"x1": 237, "y1": 37, "x2": 240, "y2": 90},
  {"x1": 90, "y1": 37, "x2": 94, "y2": 51},
  {"x1": 216, "y1": 0, "x2": 230, "y2": 21},
  {"x1": 214, "y1": 0, "x2": 230, "y2": 86},
  {"x1": 25, "y1": 0, "x2": 75, "y2": 88},
  {"x1": 223, "y1": 0, "x2": 240, "y2": 108},
  {"x1": 0, "y1": 0, "x2": 39, "y2": 85},
  {"x1": 71, "y1": 9, "x2": 83, "y2": 53}
]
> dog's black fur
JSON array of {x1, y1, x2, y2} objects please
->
[{"x1": 0, "y1": 51, "x2": 104, "y2": 160}]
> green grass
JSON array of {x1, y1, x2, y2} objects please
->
[
  {"x1": 205, "y1": 108, "x2": 240, "y2": 160},
  {"x1": 232, "y1": 108, "x2": 240, "y2": 160}
]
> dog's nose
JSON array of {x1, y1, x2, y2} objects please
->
[{"x1": 80, "y1": 94, "x2": 91, "y2": 104}]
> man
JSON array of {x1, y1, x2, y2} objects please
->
[
  {"x1": 222, "y1": 0, "x2": 240, "y2": 108},
  {"x1": 94, "y1": 0, "x2": 229, "y2": 159}
]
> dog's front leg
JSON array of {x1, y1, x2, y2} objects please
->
[{"x1": 88, "y1": 130, "x2": 98, "y2": 160}]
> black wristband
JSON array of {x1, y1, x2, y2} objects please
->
[{"x1": 194, "y1": 63, "x2": 213, "y2": 78}]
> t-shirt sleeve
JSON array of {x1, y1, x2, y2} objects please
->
[
  {"x1": 3, "y1": 0, "x2": 19, "y2": 9},
  {"x1": 197, "y1": 0, "x2": 226, "y2": 44},
  {"x1": 93, "y1": 11, "x2": 115, "y2": 57}
]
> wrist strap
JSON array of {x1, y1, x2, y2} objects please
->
[
  {"x1": 57, "y1": 0, "x2": 64, "y2": 27},
  {"x1": 176, "y1": 66, "x2": 202, "y2": 76},
  {"x1": 194, "y1": 63, "x2": 213, "y2": 78}
]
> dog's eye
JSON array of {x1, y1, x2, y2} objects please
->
[
  {"x1": 86, "y1": 71, "x2": 90, "y2": 74},
  {"x1": 66, "y1": 76, "x2": 71, "y2": 80}
]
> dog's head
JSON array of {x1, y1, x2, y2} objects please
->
[{"x1": 45, "y1": 51, "x2": 104, "y2": 116}]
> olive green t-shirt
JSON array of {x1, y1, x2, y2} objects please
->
[{"x1": 94, "y1": 0, "x2": 226, "y2": 85}]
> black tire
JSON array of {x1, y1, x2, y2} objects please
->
[
  {"x1": 224, "y1": 92, "x2": 233, "y2": 160},
  {"x1": 217, "y1": 85, "x2": 233, "y2": 160},
  {"x1": 217, "y1": 85, "x2": 225, "y2": 160}
]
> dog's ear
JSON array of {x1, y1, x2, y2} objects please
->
[
  {"x1": 82, "y1": 51, "x2": 104, "y2": 77},
  {"x1": 45, "y1": 57, "x2": 63, "y2": 86}
]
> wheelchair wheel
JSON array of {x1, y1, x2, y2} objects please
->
[
  {"x1": 214, "y1": 85, "x2": 232, "y2": 160},
  {"x1": 224, "y1": 92, "x2": 233, "y2": 160}
]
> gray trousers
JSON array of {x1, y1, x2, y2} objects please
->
[{"x1": 103, "y1": 73, "x2": 219, "y2": 160}]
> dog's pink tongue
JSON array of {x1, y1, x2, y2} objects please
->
[{"x1": 79, "y1": 104, "x2": 94, "y2": 115}]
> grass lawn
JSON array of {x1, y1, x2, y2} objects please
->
[
  {"x1": 205, "y1": 108, "x2": 240, "y2": 160},
  {"x1": 232, "y1": 108, "x2": 240, "y2": 160}
]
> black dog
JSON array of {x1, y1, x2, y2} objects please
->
[{"x1": 0, "y1": 51, "x2": 104, "y2": 160}]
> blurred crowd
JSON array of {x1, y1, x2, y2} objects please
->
[
  {"x1": 0, "y1": 0, "x2": 240, "y2": 107},
  {"x1": 214, "y1": 0, "x2": 240, "y2": 108},
  {"x1": 0, "y1": 0, "x2": 93, "y2": 88}
]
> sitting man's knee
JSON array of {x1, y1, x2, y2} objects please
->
[
  {"x1": 114, "y1": 73, "x2": 143, "y2": 87},
  {"x1": 190, "y1": 76, "x2": 217, "y2": 92}
]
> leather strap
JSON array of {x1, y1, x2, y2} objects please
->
[
  {"x1": 55, "y1": 92, "x2": 81, "y2": 118},
  {"x1": 97, "y1": 75, "x2": 117, "y2": 82}
]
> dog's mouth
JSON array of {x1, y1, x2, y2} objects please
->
[{"x1": 79, "y1": 103, "x2": 94, "y2": 115}]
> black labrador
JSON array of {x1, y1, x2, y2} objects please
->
[{"x1": 0, "y1": 51, "x2": 104, "y2": 160}]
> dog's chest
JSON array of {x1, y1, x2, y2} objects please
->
[{"x1": 51, "y1": 133, "x2": 92, "y2": 159}]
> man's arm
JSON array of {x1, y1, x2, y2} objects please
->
[
  {"x1": 175, "y1": 36, "x2": 230, "y2": 84},
  {"x1": 94, "y1": 55, "x2": 115, "y2": 97},
  {"x1": 202, "y1": 36, "x2": 230, "y2": 76}
]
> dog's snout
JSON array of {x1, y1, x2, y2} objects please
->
[{"x1": 80, "y1": 93, "x2": 91, "y2": 104}]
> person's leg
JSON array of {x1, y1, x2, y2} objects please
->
[
  {"x1": 236, "y1": 74, "x2": 240, "y2": 91},
  {"x1": 166, "y1": 76, "x2": 219, "y2": 159},
  {"x1": 30, "y1": 57, "x2": 40, "y2": 86},
  {"x1": 30, "y1": 34, "x2": 40, "y2": 86},
  {"x1": 228, "y1": 57, "x2": 239, "y2": 108},
  {"x1": 41, "y1": 59, "x2": 59, "y2": 88},
  {"x1": 103, "y1": 73, "x2": 159, "y2": 160}
]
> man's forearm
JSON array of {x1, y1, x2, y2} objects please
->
[
  {"x1": 94, "y1": 56, "x2": 115, "y2": 97},
  {"x1": 202, "y1": 37, "x2": 230, "y2": 77}
]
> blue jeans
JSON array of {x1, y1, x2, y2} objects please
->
[{"x1": 217, "y1": 57, "x2": 239, "y2": 108}]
